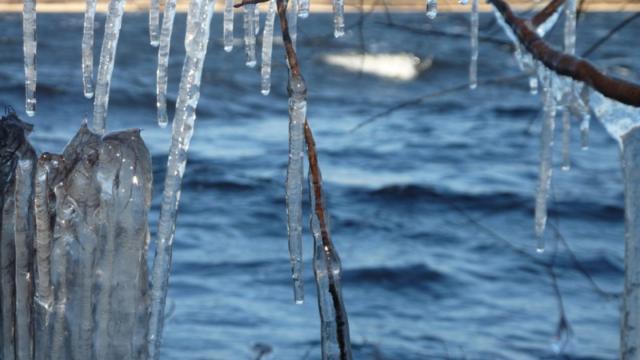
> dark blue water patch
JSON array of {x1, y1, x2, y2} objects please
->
[{"x1": 342, "y1": 263, "x2": 452, "y2": 293}]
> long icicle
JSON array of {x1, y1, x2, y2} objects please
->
[
  {"x1": 332, "y1": 0, "x2": 344, "y2": 37},
  {"x1": 92, "y1": 0, "x2": 126, "y2": 134},
  {"x1": 534, "y1": 67, "x2": 556, "y2": 251},
  {"x1": 561, "y1": 110, "x2": 570, "y2": 170},
  {"x1": 223, "y1": 0, "x2": 234, "y2": 52},
  {"x1": 305, "y1": 121, "x2": 352, "y2": 360},
  {"x1": 82, "y1": 0, "x2": 96, "y2": 98},
  {"x1": 286, "y1": 75, "x2": 306, "y2": 304},
  {"x1": 149, "y1": 0, "x2": 160, "y2": 46},
  {"x1": 561, "y1": 0, "x2": 577, "y2": 170},
  {"x1": 148, "y1": 0, "x2": 214, "y2": 357},
  {"x1": 156, "y1": 0, "x2": 178, "y2": 128},
  {"x1": 14, "y1": 157, "x2": 35, "y2": 360},
  {"x1": 22, "y1": 0, "x2": 37, "y2": 116},
  {"x1": 243, "y1": 4, "x2": 257, "y2": 67},
  {"x1": 469, "y1": 0, "x2": 478, "y2": 89},
  {"x1": 261, "y1": 0, "x2": 276, "y2": 95}
]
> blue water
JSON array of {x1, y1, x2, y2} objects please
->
[{"x1": 1, "y1": 10, "x2": 639, "y2": 359}]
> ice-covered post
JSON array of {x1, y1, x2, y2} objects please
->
[{"x1": 0, "y1": 112, "x2": 36, "y2": 360}]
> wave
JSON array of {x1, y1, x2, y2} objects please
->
[{"x1": 360, "y1": 183, "x2": 623, "y2": 219}]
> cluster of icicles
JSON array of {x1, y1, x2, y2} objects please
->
[
  {"x1": 14, "y1": 0, "x2": 640, "y2": 358},
  {"x1": 16, "y1": 0, "x2": 353, "y2": 358},
  {"x1": 490, "y1": 0, "x2": 640, "y2": 252}
]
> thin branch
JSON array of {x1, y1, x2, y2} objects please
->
[
  {"x1": 234, "y1": 0, "x2": 268, "y2": 8},
  {"x1": 531, "y1": 0, "x2": 566, "y2": 27},
  {"x1": 582, "y1": 12, "x2": 640, "y2": 58},
  {"x1": 488, "y1": 0, "x2": 640, "y2": 107}
]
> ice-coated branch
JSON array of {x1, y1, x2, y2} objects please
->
[
  {"x1": 275, "y1": 0, "x2": 352, "y2": 356},
  {"x1": 156, "y1": 0, "x2": 178, "y2": 128},
  {"x1": 425, "y1": 0, "x2": 437, "y2": 19},
  {"x1": 487, "y1": 0, "x2": 640, "y2": 107},
  {"x1": 305, "y1": 122, "x2": 352, "y2": 360},
  {"x1": 92, "y1": 0, "x2": 126, "y2": 134},
  {"x1": 621, "y1": 126, "x2": 640, "y2": 359},
  {"x1": 148, "y1": 0, "x2": 214, "y2": 358},
  {"x1": 82, "y1": 0, "x2": 96, "y2": 98},
  {"x1": 22, "y1": 0, "x2": 37, "y2": 116}
]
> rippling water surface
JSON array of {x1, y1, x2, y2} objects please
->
[{"x1": 1, "y1": 10, "x2": 639, "y2": 359}]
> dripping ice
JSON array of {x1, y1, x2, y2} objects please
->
[
  {"x1": 92, "y1": 0, "x2": 126, "y2": 133},
  {"x1": 286, "y1": 75, "x2": 307, "y2": 304},
  {"x1": 148, "y1": 0, "x2": 215, "y2": 358},
  {"x1": 22, "y1": 0, "x2": 37, "y2": 116},
  {"x1": 156, "y1": 0, "x2": 179, "y2": 127}
]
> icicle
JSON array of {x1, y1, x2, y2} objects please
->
[
  {"x1": 14, "y1": 157, "x2": 35, "y2": 360},
  {"x1": 564, "y1": 0, "x2": 577, "y2": 55},
  {"x1": 333, "y1": 0, "x2": 345, "y2": 37},
  {"x1": 306, "y1": 125, "x2": 352, "y2": 360},
  {"x1": 261, "y1": 0, "x2": 276, "y2": 96},
  {"x1": 298, "y1": 0, "x2": 309, "y2": 18},
  {"x1": 254, "y1": 3, "x2": 261, "y2": 35},
  {"x1": 458, "y1": 0, "x2": 468, "y2": 4},
  {"x1": 149, "y1": 0, "x2": 160, "y2": 46},
  {"x1": 561, "y1": 110, "x2": 570, "y2": 170},
  {"x1": 92, "y1": 0, "x2": 126, "y2": 134},
  {"x1": 426, "y1": 0, "x2": 437, "y2": 19},
  {"x1": 535, "y1": 3, "x2": 565, "y2": 37},
  {"x1": 529, "y1": 76, "x2": 538, "y2": 95},
  {"x1": 148, "y1": 0, "x2": 214, "y2": 357},
  {"x1": 223, "y1": 0, "x2": 234, "y2": 52},
  {"x1": 469, "y1": 0, "x2": 478, "y2": 89},
  {"x1": 156, "y1": 0, "x2": 178, "y2": 128},
  {"x1": 620, "y1": 125, "x2": 640, "y2": 360},
  {"x1": 243, "y1": 4, "x2": 257, "y2": 67},
  {"x1": 534, "y1": 68, "x2": 556, "y2": 250},
  {"x1": 82, "y1": 0, "x2": 96, "y2": 98},
  {"x1": 288, "y1": 0, "x2": 298, "y2": 48},
  {"x1": 22, "y1": 0, "x2": 37, "y2": 116},
  {"x1": 286, "y1": 75, "x2": 306, "y2": 304}
]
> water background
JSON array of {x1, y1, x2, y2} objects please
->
[{"x1": 0, "y1": 10, "x2": 638, "y2": 359}]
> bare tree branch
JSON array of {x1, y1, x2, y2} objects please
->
[{"x1": 488, "y1": 0, "x2": 640, "y2": 107}]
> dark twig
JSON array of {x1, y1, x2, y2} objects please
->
[
  {"x1": 582, "y1": 12, "x2": 640, "y2": 58},
  {"x1": 233, "y1": 0, "x2": 268, "y2": 8},
  {"x1": 488, "y1": 0, "x2": 640, "y2": 106},
  {"x1": 531, "y1": 0, "x2": 566, "y2": 27},
  {"x1": 349, "y1": 74, "x2": 526, "y2": 132}
]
